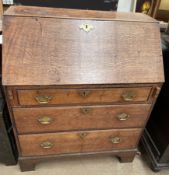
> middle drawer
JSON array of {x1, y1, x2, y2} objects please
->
[{"x1": 13, "y1": 104, "x2": 151, "y2": 134}]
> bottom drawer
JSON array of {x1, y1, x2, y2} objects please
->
[{"x1": 19, "y1": 129, "x2": 142, "y2": 156}]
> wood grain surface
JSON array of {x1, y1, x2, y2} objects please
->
[
  {"x1": 2, "y1": 8, "x2": 164, "y2": 86},
  {"x1": 19, "y1": 128, "x2": 141, "y2": 156},
  {"x1": 13, "y1": 104, "x2": 151, "y2": 134},
  {"x1": 17, "y1": 87, "x2": 151, "y2": 106}
]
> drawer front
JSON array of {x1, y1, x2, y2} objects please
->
[
  {"x1": 19, "y1": 129, "x2": 142, "y2": 156},
  {"x1": 17, "y1": 87, "x2": 151, "y2": 106},
  {"x1": 13, "y1": 104, "x2": 151, "y2": 134}
]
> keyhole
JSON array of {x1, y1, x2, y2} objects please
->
[
  {"x1": 85, "y1": 25, "x2": 88, "y2": 29},
  {"x1": 84, "y1": 109, "x2": 88, "y2": 112}
]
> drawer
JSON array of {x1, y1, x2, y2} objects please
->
[
  {"x1": 19, "y1": 128, "x2": 142, "y2": 156},
  {"x1": 13, "y1": 104, "x2": 151, "y2": 134},
  {"x1": 17, "y1": 87, "x2": 151, "y2": 106}
]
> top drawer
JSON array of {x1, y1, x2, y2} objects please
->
[{"x1": 16, "y1": 87, "x2": 151, "y2": 106}]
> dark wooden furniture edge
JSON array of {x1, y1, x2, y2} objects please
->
[
  {"x1": 156, "y1": 10, "x2": 169, "y2": 22},
  {"x1": 0, "y1": 100, "x2": 17, "y2": 165},
  {"x1": 4, "y1": 5, "x2": 158, "y2": 23},
  {"x1": 3, "y1": 86, "x2": 22, "y2": 157},
  {"x1": 18, "y1": 149, "x2": 137, "y2": 172},
  {"x1": 140, "y1": 129, "x2": 169, "y2": 172}
]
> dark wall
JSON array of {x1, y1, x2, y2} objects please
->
[{"x1": 13, "y1": 0, "x2": 119, "y2": 11}]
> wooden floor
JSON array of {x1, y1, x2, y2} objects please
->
[{"x1": 0, "y1": 155, "x2": 169, "y2": 174}]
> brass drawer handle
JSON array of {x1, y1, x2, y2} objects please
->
[
  {"x1": 35, "y1": 95, "x2": 52, "y2": 104},
  {"x1": 122, "y1": 91, "x2": 136, "y2": 101},
  {"x1": 111, "y1": 137, "x2": 121, "y2": 144},
  {"x1": 117, "y1": 113, "x2": 129, "y2": 121},
  {"x1": 38, "y1": 116, "x2": 53, "y2": 125},
  {"x1": 79, "y1": 90, "x2": 91, "y2": 97},
  {"x1": 80, "y1": 108, "x2": 91, "y2": 115},
  {"x1": 40, "y1": 141, "x2": 54, "y2": 149},
  {"x1": 79, "y1": 132, "x2": 88, "y2": 139}
]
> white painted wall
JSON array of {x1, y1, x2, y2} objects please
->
[
  {"x1": 159, "y1": 0, "x2": 169, "y2": 10},
  {"x1": 3, "y1": 0, "x2": 13, "y2": 4},
  {"x1": 117, "y1": 0, "x2": 136, "y2": 12},
  {"x1": 3, "y1": 0, "x2": 137, "y2": 11}
]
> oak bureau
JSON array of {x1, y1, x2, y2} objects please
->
[{"x1": 2, "y1": 6, "x2": 164, "y2": 171}]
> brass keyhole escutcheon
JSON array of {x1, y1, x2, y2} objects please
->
[
  {"x1": 79, "y1": 132, "x2": 88, "y2": 139},
  {"x1": 40, "y1": 141, "x2": 54, "y2": 149},
  {"x1": 117, "y1": 113, "x2": 129, "y2": 121},
  {"x1": 35, "y1": 95, "x2": 52, "y2": 104},
  {"x1": 111, "y1": 137, "x2": 121, "y2": 144},
  {"x1": 79, "y1": 23, "x2": 94, "y2": 32},
  {"x1": 79, "y1": 90, "x2": 91, "y2": 97},
  {"x1": 122, "y1": 91, "x2": 136, "y2": 102},
  {"x1": 80, "y1": 108, "x2": 91, "y2": 115}
]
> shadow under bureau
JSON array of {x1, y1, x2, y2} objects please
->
[{"x1": 2, "y1": 6, "x2": 164, "y2": 171}]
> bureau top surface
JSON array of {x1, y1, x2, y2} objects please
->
[{"x1": 2, "y1": 6, "x2": 164, "y2": 86}]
